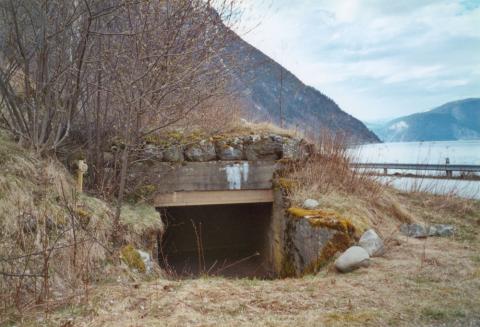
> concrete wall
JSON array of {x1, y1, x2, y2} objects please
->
[{"x1": 130, "y1": 160, "x2": 277, "y2": 195}]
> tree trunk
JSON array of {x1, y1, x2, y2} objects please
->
[{"x1": 112, "y1": 145, "x2": 129, "y2": 248}]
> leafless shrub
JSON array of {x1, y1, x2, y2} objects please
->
[
  {"x1": 0, "y1": 188, "x2": 111, "y2": 321},
  {"x1": 0, "y1": 0, "x2": 242, "y2": 246},
  {"x1": 0, "y1": 0, "x2": 98, "y2": 153}
]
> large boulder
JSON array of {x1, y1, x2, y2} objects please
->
[
  {"x1": 184, "y1": 140, "x2": 216, "y2": 162},
  {"x1": 215, "y1": 137, "x2": 244, "y2": 160},
  {"x1": 335, "y1": 246, "x2": 370, "y2": 273},
  {"x1": 244, "y1": 135, "x2": 283, "y2": 161},
  {"x1": 143, "y1": 144, "x2": 163, "y2": 161},
  {"x1": 162, "y1": 145, "x2": 184, "y2": 162},
  {"x1": 358, "y1": 229, "x2": 384, "y2": 257}
]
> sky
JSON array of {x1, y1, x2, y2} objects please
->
[{"x1": 232, "y1": 0, "x2": 480, "y2": 121}]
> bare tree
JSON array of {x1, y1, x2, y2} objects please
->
[
  {"x1": 76, "y1": 0, "x2": 239, "y2": 245},
  {"x1": 0, "y1": 0, "x2": 100, "y2": 153},
  {"x1": 0, "y1": 0, "x2": 240, "y2": 246}
]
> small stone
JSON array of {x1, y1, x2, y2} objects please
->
[
  {"x1": 335, "y1": 246, "x2": 370, "y2": 273},
  {"x1": 400, "y1": 223, "x2": 428, "y2": 238},
  {"x1": 303, "y1": 199, "x2": 319, "y2": 209},
  {"x1": 359, "y1": 229, "x2": 385, "y2": 257}
]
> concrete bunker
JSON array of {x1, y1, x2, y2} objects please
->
[
  {"x1": 159, "y1": 200, "x2": 274, "y2": 278},
  {"x1": 127, "y1": 132, "x2": 347, "y2": 278}
]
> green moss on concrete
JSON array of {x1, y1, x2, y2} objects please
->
[{"x1": 120, "y1": 244, "x2": 146, "y2": 273}]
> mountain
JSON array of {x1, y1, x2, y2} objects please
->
[
  {"x1": 221, "y1": 30, "x2": 380, "y2": 144},
  {"x1": 371, "y1": 98, "x2": 480, "y2": 142}
]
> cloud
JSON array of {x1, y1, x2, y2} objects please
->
[{"x1": 233, "y1": 0, "x2": 480, "y2": 120}]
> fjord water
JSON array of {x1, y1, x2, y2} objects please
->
[
  {"x1": 351, "y1": 140, "x2": 480, "y2": 199},
  {"x1": 353, "y1": 140, "x2": 480, "y2": 165}
]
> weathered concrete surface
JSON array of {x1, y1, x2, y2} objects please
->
[
  {"x1": 286, "y1": 218, "x2": 339, "y2": 276},
  {"x1": 266, "y1": 188, "x2": 288, "y2": 276},
  {"x1": 278, "y1": 208, "x2": 357, "y2": 277},
  {"x1": 130, "y1": 160, "x2": 277, "y2": 194}
]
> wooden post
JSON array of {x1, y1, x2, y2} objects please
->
[
  {"x1": 383, "y1": 168, "x2": 388, "y2": 175},
  {"x1": 76, "y1": 160, "x2": 88, "y2": 193}
]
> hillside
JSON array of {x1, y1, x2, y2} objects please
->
[
  {"x1": 2, "y1": 129, "x2": 480, "y2": 326},
  {"x1": 222, "y1": 30, "x2": 380, "y2": 144},
  {"x1": 372, "y1": 98, "x2": 480, "y2": 142}
]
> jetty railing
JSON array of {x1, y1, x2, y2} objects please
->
[{"x1": 350, "y1": 163, "x2": 480, "y2": 178}]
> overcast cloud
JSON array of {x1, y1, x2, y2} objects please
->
[{"x1": 233, "y1": 0, "x2": 480, "y2": 121}]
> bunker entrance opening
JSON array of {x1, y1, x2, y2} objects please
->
[{"x1": 159, "y1": 203, "x2": 273, "y2": 279}]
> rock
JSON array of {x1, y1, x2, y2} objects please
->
[
  {"x1": 184, "y1": 140, "x2": 216, "y2": 162},
  {"x1": 162, "y1": 145, "x2": 184, "y2": 162},
  {"x1": 335, "y1": 246, "x2": 370, "y2": 273},
  {"x1": 215, "y1": 137, "x2": 244, "y2": 160},
  {"x1": 142, "y1": 144, "x2": 163, "y2": 162},
  {"x1": 244, "y1": 135, "x2": 283, "y2": 161},
  {"x1": 401, "y1": 223, "x2": 454, "y2": 238},
  {"x1": 282, "y1": 138, "x2": 311, "y2": 160},
  {"x1": 137, "y1": 250, "x2": 154, "y2": 274},
  {"x1": 428, "y1": 224, "x2": 454, "y2": 237},
  {"x1": 400, "y1": 223, "x2": 428, "y2": 238},
  {"x1": 303, "y1": 199, "x2": 319, "y2": 209},
  {"x1": 287, "y1": 218, "x2": 346, "y2": 276},
  {"x1": 359, "y1": 229, "x2": 385, "y2": 257}
]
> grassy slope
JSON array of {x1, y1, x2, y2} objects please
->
[
  {"x1": 12, "y1": 192, "x2": 480, "y2": 327},
  {"x1": 0, "y1": 132, "x2": 163, "y2": 325},
  {"x1": 1, "y1": 131, "x2": 479, "y2": 326}
]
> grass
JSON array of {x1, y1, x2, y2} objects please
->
[
  {"x1": 8, "y1": 189, "x2": 479, "y2": 327},
  {"x1": 0, "y1": 132, "x2": 163, "y2": 322},
  {"x1": 2, "y1": 130, "x2": 480, "y2": 326}
]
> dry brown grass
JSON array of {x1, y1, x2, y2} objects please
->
[
  {"x1": 222, "y1": 120, "x2": 301, "y2": 138},
  {"x1": 281, "y1": 132, "x2": 413, "y2": 235},
  {"x1": 285, "y1": 132, "x2": 383, "y2": 201},
  {"x1": 2, "y1": 129, "x2": 480, "y2": 326},
  {"x1": 0, "y1": 133, "x2": 163, "y2": 321},
  {"x1": 17, "y1": 203, "x2": 480, "y2": 326}
]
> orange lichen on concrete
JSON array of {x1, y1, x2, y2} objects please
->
[
  {"x1": 287, "y1": 207, "x2": 357, "y2": 236},
  {"x1": 276, "y1": 178, "x2": 299, "y2": 191}
]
